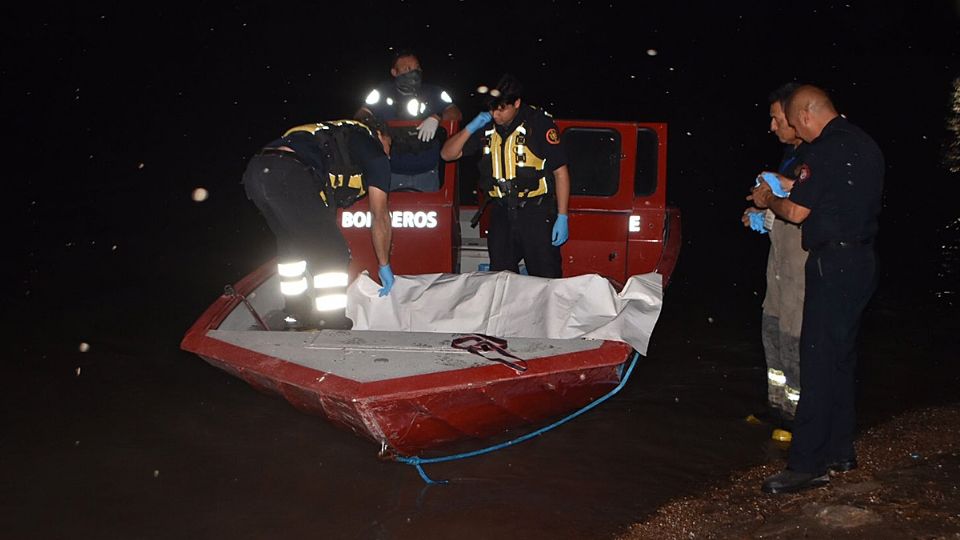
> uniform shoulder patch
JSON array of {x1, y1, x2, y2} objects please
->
[
  {"x1": 796, "y1": 163, "x2": 811, "y2": 183},
  {"x1": 546, "y1": 128, "x2": 560, "y2": 145}
]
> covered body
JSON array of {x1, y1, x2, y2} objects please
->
[{"x1": 181, "y1": 265, "x2": 662, "y2": 453}]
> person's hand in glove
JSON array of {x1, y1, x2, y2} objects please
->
[
  {"x1": 755, "y1": 171, "x2": 790, "y2": 197},
  {"x1": 464, "y1": 111, "x2": 492, "y2": 135},
  {"x1": 551, "y1": 214, "x2": 569, "y2": 246},
  {"x1": 378, "y1": 264, "x2": 395, "y2": 297},
  {"x1": 747, "y1": 210, "x2": 769, "y2": 234},
  {"x1": 417, "y1": 115, "x2": 440, "y2": 142}
]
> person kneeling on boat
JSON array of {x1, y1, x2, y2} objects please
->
[{"x1": 242, "y1": 119, "x2": 394, "y2": 330}]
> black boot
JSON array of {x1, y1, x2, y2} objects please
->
[
  {"x1": 826, "y1": 458, "x2": 858, "y2": 473},
  {"x1": 761, "y1": 469, "x2": 829, "y2": 494}
]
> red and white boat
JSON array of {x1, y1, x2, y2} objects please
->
[{"x1": 180, "y1": 119, "x2": 680, "y2": 454}]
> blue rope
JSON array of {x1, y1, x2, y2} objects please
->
[{"x1": 393, "y1": 350, "x2": 642, "y2": 484}]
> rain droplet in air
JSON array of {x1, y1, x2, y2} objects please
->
[
  {"x1": 192, "y1": 188, "x2": 209, "y2": 202},
  {"x1": 79, "y1": 342, "x2": 90, "y2": 352}
]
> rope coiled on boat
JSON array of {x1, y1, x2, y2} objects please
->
[{"x1": 392, "y1": 350, "x2": 642, "y2": 484}]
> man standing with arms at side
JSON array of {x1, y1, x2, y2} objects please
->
[
  {"x1": 750, "y1": 85, "x2": 884, "y2": 494},
  {"x1": 441, "y1": 74, "x2": 571, "y2": 277},
  {"x1": 742, "y1": 82, "x2": 807, "y2": 440}
]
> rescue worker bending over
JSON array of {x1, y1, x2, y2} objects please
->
[
  {"x1": 242, "y1": 120, "x2": 394, "y2": 330},
  {"x1": 355, "y1": 50, "x2": 462, "y2": 192},
  {"x1": 441, "y1": 74, "x2": 570, "y2": 278}
]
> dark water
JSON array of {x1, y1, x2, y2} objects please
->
[
  {"x1": 6, "y1": 3, "x2": 960, "y2": 539},
  {"x1": 5, "y1": 191, "x2": 958, "y2": 538}
]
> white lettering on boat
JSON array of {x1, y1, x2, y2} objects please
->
[{"x1": 342, "y1": 211, "x2": 438, "y2": 229}]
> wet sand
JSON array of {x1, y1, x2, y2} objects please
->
[{"x1": 622, "y1": 406, "x2": 960, "y2": 539}]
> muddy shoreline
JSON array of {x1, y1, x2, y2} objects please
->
[{"x1": 621, "y1": 405, "x2": 960, "y2": 539}]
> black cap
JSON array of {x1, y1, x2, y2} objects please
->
[{"x1": 477, "y1": 73, "x2": 524, "y2": 110}]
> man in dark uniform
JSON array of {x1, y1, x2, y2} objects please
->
[
  {"x1": 355, "y1": 50, "x2": 462, "y2": 192},
  {"x1": 750, "y1": 85, "x2": 884, "y2": 494},
  {"x1": 440, "y1": 74, "x2": 571, "y2": 278},
  {"x1": 242, "y1": 120, "x2": 395, "y2": 330},
  {"x1": 742, "y1": 82, "x2": 808, "y2": 440}
]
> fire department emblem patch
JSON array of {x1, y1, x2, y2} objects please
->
[
  {"x1": 797, "y1": 163, "x2": 811, "y2": 183},
  {"x1": 546, "y1": 128, "x2": 560, "y2": 144}
]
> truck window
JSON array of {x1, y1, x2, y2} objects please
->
[
  {"x1": 635, "y1": 128, "x2": 659, "y2": 197},
  {"x1": 564, "y1": 128, "x2": 621, "y2": 197}
]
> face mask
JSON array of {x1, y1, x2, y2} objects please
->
[{"x1": 395, "y1": 69, "x2": 422, "y2": 95}]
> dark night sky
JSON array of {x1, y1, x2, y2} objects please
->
[{"x1": 7, "y1": 1, "x2": 960, "y2": 312}]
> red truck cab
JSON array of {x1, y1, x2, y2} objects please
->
[{"x1": 337, "y1": 119, "x2": 681, "y2": 289}]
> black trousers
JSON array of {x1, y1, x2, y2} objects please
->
[
  {"x1": 242, "y1": 154, "x2": 350, "y2": 319},
  {"x1": 487, "y1": 197, "x2": 562, "y2": 278},
  {"x1": 787, "y1": 245, "x2": 877, "y2": 473}
]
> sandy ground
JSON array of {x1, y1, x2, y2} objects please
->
[{"x1": 620, "y1": 405, "x2": 960, "y2": 539}]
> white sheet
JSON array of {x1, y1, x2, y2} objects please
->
[{"x1": 345, "y1": 271, "x2": 664, "y2": 355}]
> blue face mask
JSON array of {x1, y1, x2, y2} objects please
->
[{"x1": 395, "y1": 69, "x2": 422, "y2": 95}]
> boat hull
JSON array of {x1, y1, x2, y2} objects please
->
[
  {"x1": 181, "y1": 262, "x2": 633, "y2": 454},
  {"x1": 195, "y1": 344, "x2": 628, "y2": 454}
]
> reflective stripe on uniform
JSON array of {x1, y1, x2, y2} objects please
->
[
  {"x1": 284, "y1": 120, "x2": 372, "y2": 138},
  {"x1": 280, "y1": 277, "x2": 309, "y2": 296},
  {"x1": 785, "y1": 385, "x2": 801, "y2": 403},
  {"x1": 278, "y1": 260, "x2": 307, "y2": 278},
  {"x1": 315, "y1": 293, "x2": 348, "y2": 311},
  {"x1": 406, "y1": 98, "x2": 420, "y2": 117},
  {"x1": 314, "y1": 272, "x2": 348, "y2": 289},
  {"x1": 767, "y1": 368, "x2": 787, "y2": 386},
  {"x1": 483, "y1": 123, "x2": 548, "y2": 199}
]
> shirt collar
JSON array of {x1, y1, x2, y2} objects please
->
[{"x1": 496, "y1": 105, "x2": 529, "y2": 136}]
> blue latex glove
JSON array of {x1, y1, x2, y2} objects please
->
[
  {"x1": 464, "y1": 112, "x2": 492, "y2": 135},
  {"x1": 551, "y1": 214, "x2": 569, "y2": 246},
  {"x1": 378, "y1": 264, "x2": 394, "y2": 297},
  {"x1": 747, "y1": 211, "x2": 769, "y2": 234},
  {"x1": 755, "y1": 171, "x2": 789, "y2": 197}
]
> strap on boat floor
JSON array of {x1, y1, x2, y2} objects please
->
[
  {"x1": 390, "y1": 350, "x2": 641, "y2": 484},
  {"x1": 450, "y1": 334, "x2": 527, "y2": 373}
]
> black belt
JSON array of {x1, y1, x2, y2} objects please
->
[
  {"x1": 257, "y1": 148, "x2": 311, "y2": 168},
  {"x1": 492, "y1": 194, "x2": 549, "y2": 208},
  {"x1": 809, "y1": 238, "x2": 874, "y2": 251}
]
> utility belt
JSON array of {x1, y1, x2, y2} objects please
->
[
  {"x1": 257, "y1": 147, "x2": 310, "y2": 167},
  {"x1": 256, "y1": 148, "x2": 365, "y2": 208},
  {"x1": 491, "y1": 192, "x2": 550, "y2": 209},
  {"x1": 469, "y1": 187, "x2": 552, "y2": 230},
  {"x1": 808, "y1": 237, "x2": 874, "y2": 252}
]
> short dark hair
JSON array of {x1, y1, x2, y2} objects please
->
[
  {"x1": 485, "y1": 73, "x2": 524, "y2": 109},
  {"x1": 768, "y1": 82, "x2": 801, "y2": 107},
  {"x1": 391, "y1": 49, "x2": 418, "y2": 70}
]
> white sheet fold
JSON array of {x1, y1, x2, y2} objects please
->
[{"x1": 346, "y1": 271, "x2": 664, "y2": 355}]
